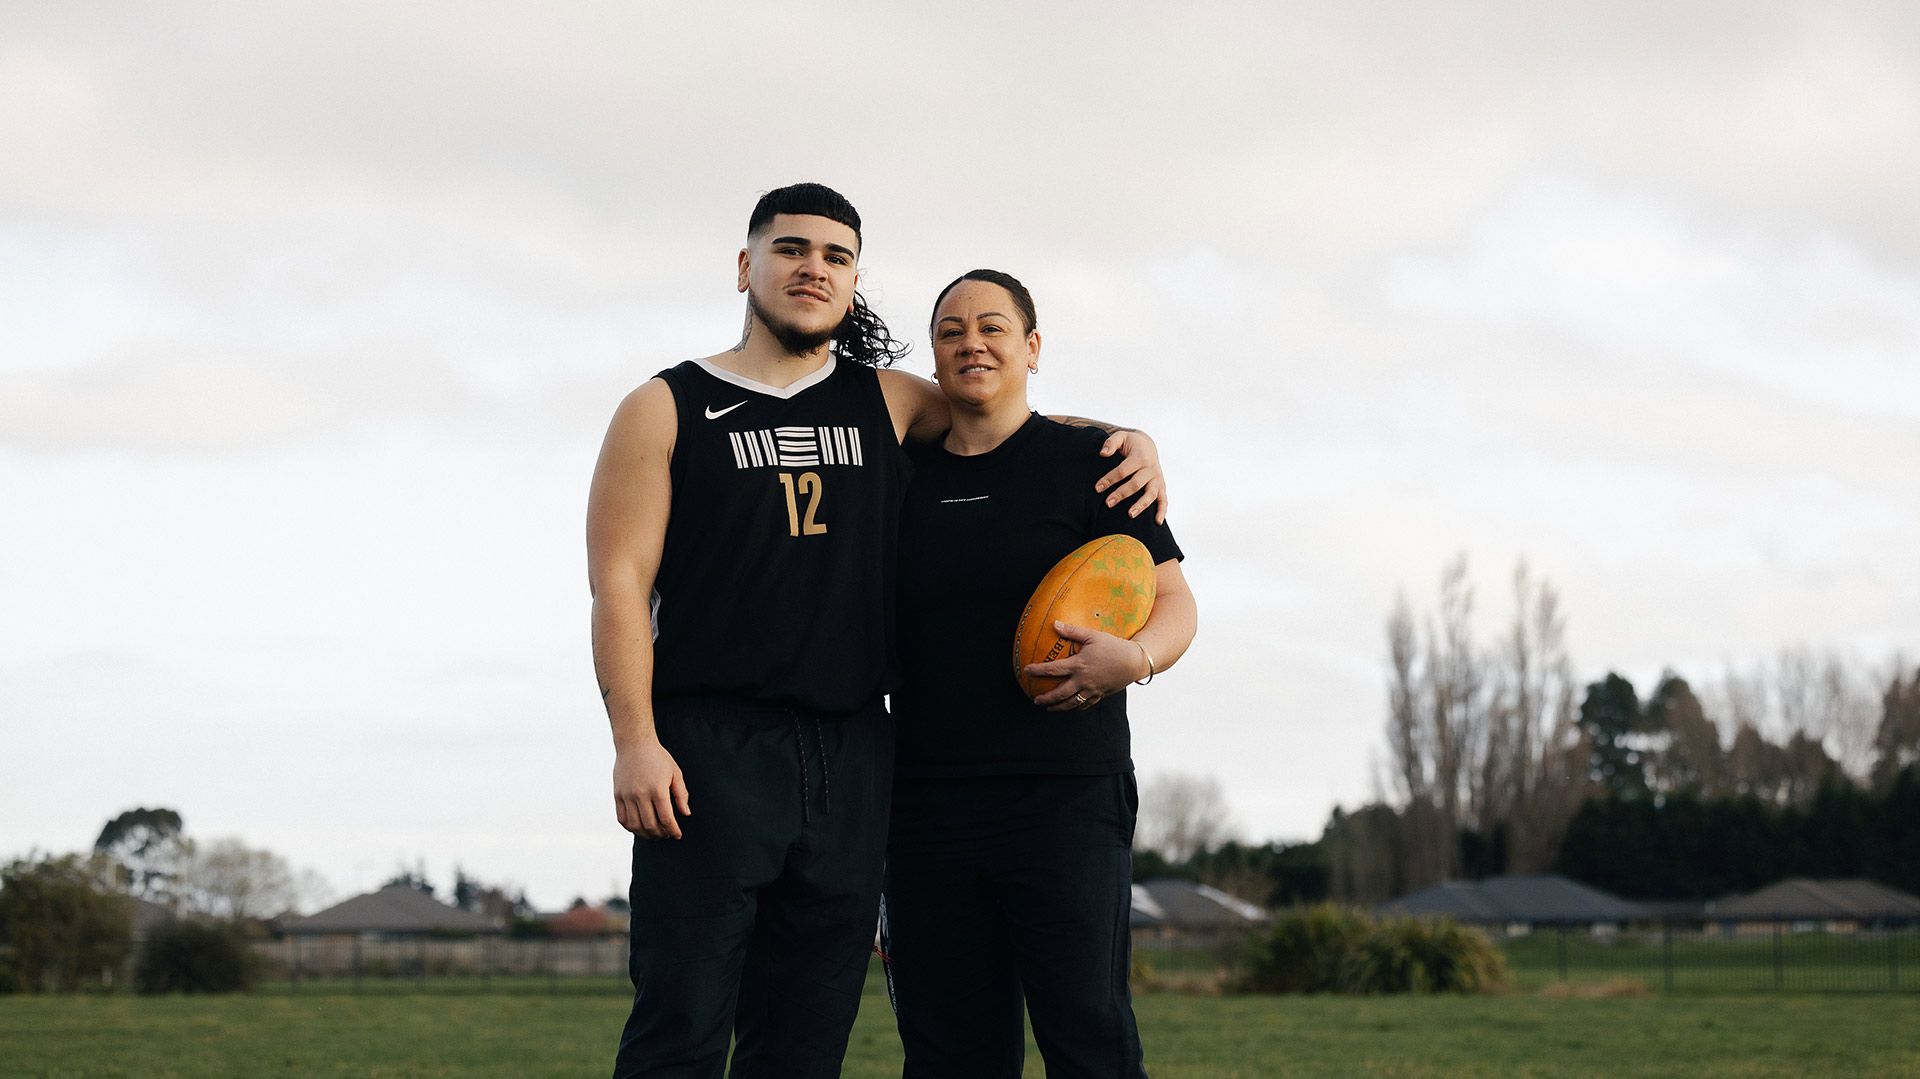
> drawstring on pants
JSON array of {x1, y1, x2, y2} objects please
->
[{"x1": 791, "y1": 712, "x2": 832, "y2": 822}]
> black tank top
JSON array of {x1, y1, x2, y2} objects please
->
[{"x1": 650, "y1": 357, "x2": 908, "y2": 713}]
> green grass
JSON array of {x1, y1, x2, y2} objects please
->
[{"x1": 4, "y1": 963, "x2": 1919, "y2": 1077}]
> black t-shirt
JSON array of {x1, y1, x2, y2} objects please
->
[
  {"x1": 893, "y1": 414, "x2": 1182, "y2": 776},
  {"x1": 650, "y1": 358, "x2": 910, "y2": 714}
]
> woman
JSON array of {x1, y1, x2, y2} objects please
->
[{"x1": 886, "y1": 269, "x2": 1198, "y2": 1077}]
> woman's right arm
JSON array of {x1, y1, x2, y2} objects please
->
[{"x1": 1025, "y1": 557, "x2": 1197, "y2": 711}]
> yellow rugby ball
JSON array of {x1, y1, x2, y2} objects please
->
[{"x1": 1013, "y1": 534, "x2": 1156, "y2": 698}]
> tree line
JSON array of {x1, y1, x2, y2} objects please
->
[
  {"x1": 1131, "y1": 558, "x2": 1919, "y2": 909},
  {"x1": 1324, "y1": 556, "x2": 1920, "y2": 903}
]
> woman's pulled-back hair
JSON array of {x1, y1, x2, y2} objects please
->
[
  {"x1": 748, "y1": 182, "x2": 909, "y2": 367},
  {"x1": 930, "y1": 269, "x2": 1038, "y2": 336}
]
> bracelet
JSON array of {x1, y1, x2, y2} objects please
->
[{"x1": 1134, "y1": 640, "x2": 1157, "y2": 685}]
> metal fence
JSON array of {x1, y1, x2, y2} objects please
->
[
  {"x1": 1134, "y1": 919, "x2": 1920, "y2": 994},
  {"x1": 253, "y1": 920, "x2": 1920, "y2": 995},
  {"x1": 258, "y1": 937, "x2": 632, "y2": 994},
  {"x1": 1495, "y1": 920, "x2": 1920, "y2": 993}
]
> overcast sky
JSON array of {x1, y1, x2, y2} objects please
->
[{"x1": 4, "y1": 2, "x2": 1918, "y2": 910}]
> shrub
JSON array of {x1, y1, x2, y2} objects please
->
[
  {"x1": 1235, "y1": 906, "x2": 1505, "y2": 995},
  {"x1": 0, "y1": 854, "x2": 134, "y2": 993},
  {"x1": 135, "y1": 920, "x2": 261, "y2": 994},
  {"x1": 1406, "y1": 917, "x2": 1505, "y2": 993},
  {"x1": 1344, "y1": 916, "x2": 1506, "y2": 994},
  {"x1": 1235, "y1": 903, "x2": 1372, "y2": 993}
]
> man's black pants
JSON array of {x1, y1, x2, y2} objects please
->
[
  {"x1": 613, "y1": 696, "x2": 893, "y2": 1079},
  {"x1": 885, "y1": 771, "x2": 1146, "y2": 1079}
]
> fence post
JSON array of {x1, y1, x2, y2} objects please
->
[
  {"x1": 1771, "y1": 923, "x2": 1784, "y2": 991},
  {"x1": 1661, "y1": 921, "x2": 1672, "y2": 992},
  {"x1": 1890, "y1": 927, "x2": 1900, "y2": 991},
  {"x1": 484, "y1": 936, "x2": 493, "y2": 994},
  {"x1": 291, "y1": 937, "x2": 302, "y2": 992},
  {"x1": 417, "y1": 936, "x2": 428, "y2": 989},
  {"x1": 352, "y1": 937, "x2": 362, "y2": 995},
  {"x1": 1556, "y1": 926, "x2": 1567, "y2": 982},
  {"x1": 548, "y1": 940, "x2": 559, "y2": 995}
]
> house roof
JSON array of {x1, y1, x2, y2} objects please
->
[
  {"x1": 1377, "y1": 875, "x2": 1650, "y2": 925},
  {"x1": 1709, "y1": 879, "x2": 1920, "y2": 921},
  {"x1": 1130, "y1": 885, "x2": 1167, "y2": 928},
  {"x1": 125, "y1": 895, "x2": 176, "y2": 937},
  {"x1": 278, "y1": 884, "x2": 504, "y2": 936},
  {"x1": 1132, "y1": 879, "x2": 1270, "y2": 930},
  {"x1": 545, "y1": 904, "x2": 627, "y2": 938}
]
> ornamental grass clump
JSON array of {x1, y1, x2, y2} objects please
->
[
  {"x1": 1235, "y1": 905, "x2": 1506, "y2": 995},
  {"x1": 1234, "y1": 903, "x2": 1371, "y2": 993}
]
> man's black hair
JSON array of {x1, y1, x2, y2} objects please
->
[
  {"x1": 746, "y1": 182, "x2": 907, "y2": 367},
  {"x1": 748, "y1": 182, "x2": 862, "y2": 246}
]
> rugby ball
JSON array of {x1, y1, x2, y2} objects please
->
[{"x1": 1014, "y1": 534, "x2": 1157, "y2": 698}]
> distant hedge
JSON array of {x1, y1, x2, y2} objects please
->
[
  {"x1": 1236, "y1": 904, "x2": 1505, "y2": 995},
  {"x1": 135, "y1": 920, "x2": 261, "y2": 994},
  {"x1": 0, "y1": 855, "x2": 133, "y2": 994}
]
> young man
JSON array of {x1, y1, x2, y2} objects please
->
[{"x1": 586, "y1": 183, "x2": 1163, "y2": 1078}]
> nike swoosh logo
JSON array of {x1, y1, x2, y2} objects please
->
[{"x1": 704, "y1": 401, "x2": 747, "y2": 419}]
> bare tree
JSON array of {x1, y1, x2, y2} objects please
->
[
  {"x1": 1810, "y1": 652, "x2": 1880, "y2": 782},
  {"x1": 176, "y1": 838, "x2": 300, "y2": 921},
  {"x1": 1501, "y1": 565, "x2": 1587, "y2": 872},
  {"x1": 1871, "y1": 664, "x2": 1920, "y2": 789},
  {"x1": 1726, "y1": 722, "x2": 1785, "y2": 802},
  {"x1": 1323, "y1": 803, "x2": 1404, "y2": 905},
  {"x1": 1385, "y1": 593, "x2": 1425, "y2": 807},
  {"x1": 1706, "y1": 665, "x2": 1770, "y2": 746},
  {"x1": 1428, "y1": 555, "x2": 1482, "y2": 877},
  {"x1": 1712, "y1": 648, "x2": 1879, "y2": 785},
  {"x1": 1134, "y1": 772, "x2": 1233, "y2": 863}
]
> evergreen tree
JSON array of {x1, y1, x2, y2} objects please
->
[{"x1": 1577, "y1": 674, "x2": 1649, "y2": 800}]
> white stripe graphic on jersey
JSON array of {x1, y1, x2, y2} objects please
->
[
  {"x1": 724, "y1": 426, "x2": 866, "y2": 470},
  {"x1": 775, "y1": 426, "x2": 821, "y2": 466}
]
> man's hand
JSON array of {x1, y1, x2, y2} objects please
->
[
  {"x1": 1096, "y1": 429, "x2": 1167, "y2": 523},
  {"x1": 1026, "y1": 621, "x2": 1152, "y2": 712},
  {"x1": 613, "y1": 739, "x2": 691, "y2": 840}
]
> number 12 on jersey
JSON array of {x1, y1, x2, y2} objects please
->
[{"x1": 777, "y1": 471, "x2": 827, "y2": 536}]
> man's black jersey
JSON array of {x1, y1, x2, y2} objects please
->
[{"x1": 650, "y1": 357, "x2": 909, "y2": 714}]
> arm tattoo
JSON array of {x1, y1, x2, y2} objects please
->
[{"x1": 1047, "y1": 414, "x2": 1134, "y2": 434}]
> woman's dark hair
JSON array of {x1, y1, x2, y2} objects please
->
[
  {"x1": 930, "y1": 269, "x2": 1038, "y2": 336},
  {"x1": 748, "y1": 182, "x2": 909, "y2": 367}
]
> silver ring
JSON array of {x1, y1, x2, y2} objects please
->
[{"x1": 1073, "y1": 692, "x2": 1088, "y2": 705}]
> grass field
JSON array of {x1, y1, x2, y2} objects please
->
[{"x1": 5, "y1": 964, "x2": 1919, "y2": 1078}]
